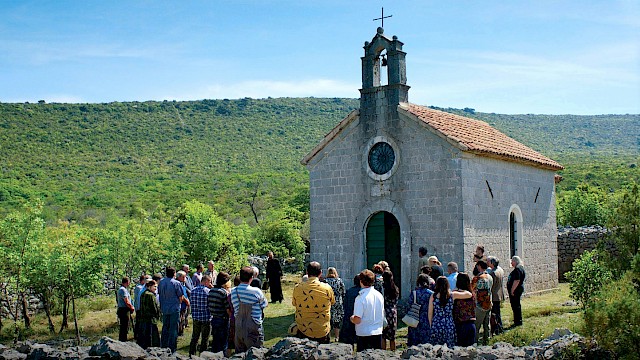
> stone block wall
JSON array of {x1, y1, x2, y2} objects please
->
[
  {"x1": 461, "y1": 156, "x2": 559, "y2": 294},
  {"x1": 557, "y1": 226, "x2": 613, "y2": 280}
]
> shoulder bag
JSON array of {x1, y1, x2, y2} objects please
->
[{"x1": 401, "y1": 290, "x2": 421, "y2": 328}]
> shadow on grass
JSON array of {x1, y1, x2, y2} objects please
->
[{"x1": 264, "y1": 313, "x2": 294, "y2": 342}]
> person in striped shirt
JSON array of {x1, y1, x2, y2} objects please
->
[
  {"x1": 208, "y1": 271, "x2": 232, "y2": 355},
  {"x1": 230, "y1": 266, "x2": 268, "y2": 353}
]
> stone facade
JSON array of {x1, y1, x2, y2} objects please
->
[
  {"x1": 461, "y1": 156, "x2": 559, "y2": 293},
  {"x1": 303, "y1": 28, "x2": 561, "y2": 296}
]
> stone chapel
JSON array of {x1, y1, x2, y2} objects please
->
[{"x1": 301, "y1": 27, "x2": 563, "y2": 296}]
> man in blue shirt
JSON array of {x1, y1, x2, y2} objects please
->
[
  {"x1": 446, "y1": 262, "x2": 459, "y2": 290},
  {"x1": 159, "y1": 267, "x2": 190, "y2": 353}
]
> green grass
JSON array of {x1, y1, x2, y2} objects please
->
[
  {"x1": 0, "y1": 280, "x2": 583, "y2": 355},
  {"x1": 490, "y1": 284, "x2": 583, "y2": 346}
]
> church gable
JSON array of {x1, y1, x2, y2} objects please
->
[
  {"x1": 399, "y1": 103, "x2": 564, "y2": 171},
  {"x1": 301, "y1": 110, "x2": 359, "y2": 166}
]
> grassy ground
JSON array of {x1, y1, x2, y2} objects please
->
[{"x1": 0, "y1": 277, "x2": 582, "y2": 355}]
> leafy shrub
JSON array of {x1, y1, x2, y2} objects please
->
[
  {"x1": 566, "y1": 249, "x2": 612, "y2": 309},
  {"x1": 254, "y1": 219, "x2": 305, "y2": 263},
  {"x1": 558, "y1": 184, "x2": 610, "y2": 227},
  {"x1": 584, "y1": 271, "x2": 640, "y2": 359},
  {"x1": 607, "y1": 183, "x2": 640, "y2": 272}
]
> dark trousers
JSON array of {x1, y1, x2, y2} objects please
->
[
  {"x1": 491, "y1": 301, "x2": 503, "y2": 334},
  {"x1": 356, "y1": 334, "x2": 382, "y2": 352},
  {"x1": 161, "y1": 311, "x2": 180, "y2": 352},
  {"x1": 117, "y1": 307, "x2": 130, "y2": 342},
  {"x1": 455, "y1": 321, "x2": 476, "y2": 347},
  {"x1": 210, "y1": 317, "x2": 230, "y2": 353},
  {"x1": 510, "y1": 288, "x2": 524, "y2": 326},
  {"x1": 137, "y1": 321, "x2": 160, "y2": 349},
  {"x1": 189, "y1": 319, "x2": 211, "y2": 355}
]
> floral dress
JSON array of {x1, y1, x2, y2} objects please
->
[
  {"x1": 407, "y1": 287, "x2": 433, "y2": 346},
  {"x1": 382, "y1": 293, "x2": 398, "y2": 340},
  {"x1": 325, "y1": 277, "x2": 345, "y2": 329},
  {"x1": 429, "y1": 294, "x2": 456, "y2": 347}
]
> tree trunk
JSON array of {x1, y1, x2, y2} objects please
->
[
  {"x1": 41, "y1": 292, "x2": 55, "y2": 334},
  {"x1": 71, "y1": 295, "x2": 80, "y2": 345},
  {"x1": 20, "y1": 292, "x2": 30, "y2": 329},
  {"x1": 59, "y1": 294, "x2": 69, "y2": 333}
]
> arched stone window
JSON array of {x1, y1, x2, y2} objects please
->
[{"x1": 509, "y1": 205, "x2": 523, "y2": 258}]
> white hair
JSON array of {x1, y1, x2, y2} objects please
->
[
  {"x1": 176, "y1": 270, "x2": 186, "y2": 279},
  {"x1": 252, "y1": 266, "x2": 259, "y2": 277},
  {"x1": 511, "y1": 256, "x2": 523, "y2": 266}
]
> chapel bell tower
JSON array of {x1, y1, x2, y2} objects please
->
[{"x1": 360, "y1": 27, "x2": 410, "y2": 122}]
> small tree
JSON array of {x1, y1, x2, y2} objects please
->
[
  {"x1": 173, "y1": 200, "x2": 246, "y2": 272},
  {"x1": 0, "y1": 200, "x2": 45, "y2": 339},
  {"x1": 254, "y1": 218, "x2": 305, "y2": 262},
  {"x1": 566, "y1": 249, "x2": 613, "y2": 309},
  {"x1": 47, "y1": 223, "x2": 107, "y2": 342},
  {"x1": 607, "y1": 183, "x2": 640, "y2": 272}
]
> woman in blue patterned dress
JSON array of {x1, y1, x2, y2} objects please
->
[
  {"x1": 407, "y1": 274, "x2": 434, "y2": 346},
  {"x1": 429, "y1": 276, "x2": 470, "y2": 347},
  {"x1": 325, "y1": 267, "x2": 345, "y2": 340}
]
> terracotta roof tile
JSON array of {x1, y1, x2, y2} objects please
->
[{"x1": 400, "y1": 103, "x2": 563, "y2": 171}]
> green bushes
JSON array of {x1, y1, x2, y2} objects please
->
[
  {"x1": 567, "y1": 183, "x2": 640, "y2": 358},
  {"x1": 565, "y1": 250, "x2": 612, "y2": 309},
  {"x1": 584, "y1": 270, "x2": 640, "y2": 359}
]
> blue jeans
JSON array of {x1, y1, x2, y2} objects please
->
[
  {"x1": 210, "y1": 317, "x2": 230, "y2": 353},
  {"x1": 161, "y1": 311, "x2": 180, "y2": 352}
]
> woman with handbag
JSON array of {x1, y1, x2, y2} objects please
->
[{"x1": 407, "y1": 274, "x2": 434, "y2": 346}]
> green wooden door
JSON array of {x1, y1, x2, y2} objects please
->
[
  {"x1": 366, "y1": 211, "x2": 402, "y2": 294},
  {"x1": 366, "y1": 212, "x2": 386, "y2": 269}
]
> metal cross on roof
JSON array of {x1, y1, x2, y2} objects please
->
[{"x1": 373, "y1": 7, "x2": 392, "y2": 28}]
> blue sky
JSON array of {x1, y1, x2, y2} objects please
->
[{"x1": 1, "y1": 0, "x2": 638, "y2": 114}]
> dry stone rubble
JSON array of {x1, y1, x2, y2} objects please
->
[{"x1": 0, "y1": 329, "x2": 588, "y2": 360}]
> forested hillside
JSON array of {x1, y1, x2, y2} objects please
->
[{"x1": 0, "y1": 98, "x2": 638, "y2": 223}]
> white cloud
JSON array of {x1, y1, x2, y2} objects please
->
[
  {"x1": 0, "y1": 40, "x2": 174, "y2": 65},
  {"x1": 163, "y1": 79, "x2": 361, "y2": 101},
  {"x1": 44, "y1": 94, "x2": 86, "y2": 103}
]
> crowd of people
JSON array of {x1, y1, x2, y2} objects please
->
[{"x1": 114, "y1": 246, "x2": 526, "y2": 355}]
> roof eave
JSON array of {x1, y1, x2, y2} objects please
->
[{"x1": 468, "y1": 150, "x2": 565, "y2": 171}]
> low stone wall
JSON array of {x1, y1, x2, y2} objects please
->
[
  {"x1": 247, "y1": 255, "x2": 303, "y2": 279},
  {"x1": 0, "y1": 329, "x2": 593, "y2": 360},
  {"x1": 0, "y1": 285, "x2": 42, "y2": 322},
  {"x1": 557, "y1": 226, "x2": 615, "y2": 281}
]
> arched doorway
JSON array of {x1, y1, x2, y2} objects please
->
[{"x1": 366, "y1": 211, "x2": 401, "y2": 293}]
